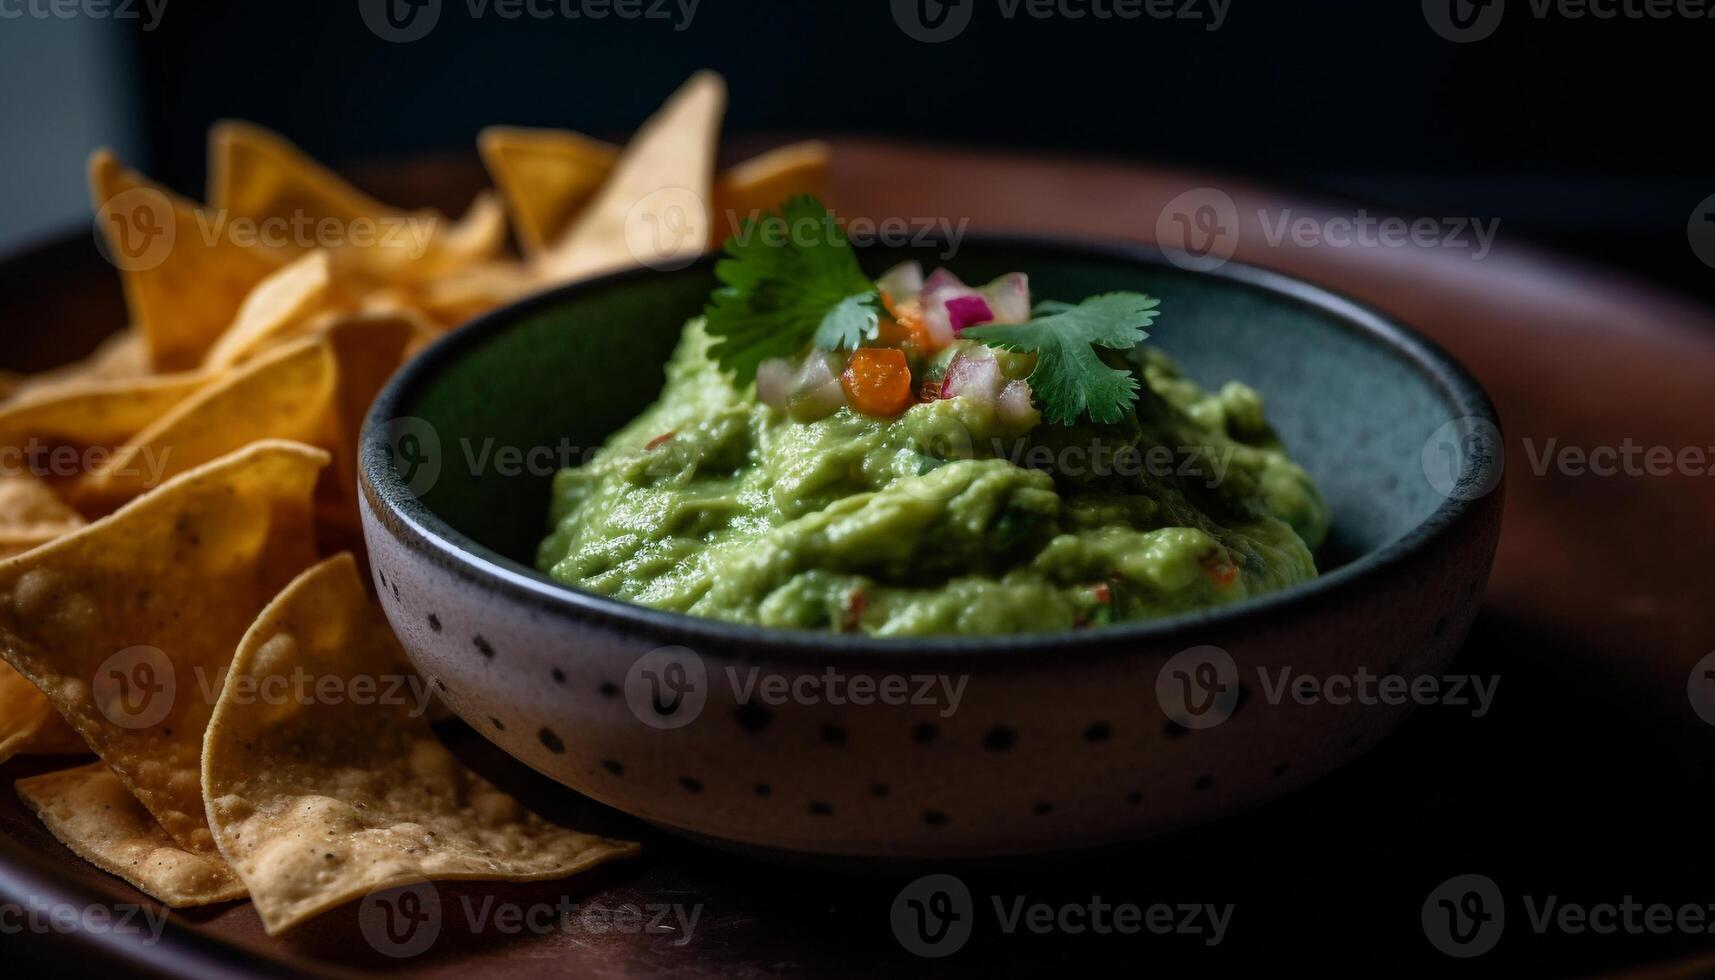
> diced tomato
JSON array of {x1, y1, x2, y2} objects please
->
[
  {"x1": 841, "y1": 348, "x2": 914, "y2": 417},
  {"x1": 1089, "y1": 582, "x2": 1113, "y2": 605},
  {"x1": 1204, "y1": 560, "x2": 1240, "y2": 589},
  {"x1": 645, "y1": 431, "x2": 675, "y2": 450},
  {"x1": 842, "y1": 587, "x2": 869, "y2": 632},
  {"x1": 875, "y1": 297, "x2": 936, "y2": 354}
]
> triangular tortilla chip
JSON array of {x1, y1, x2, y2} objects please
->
[
  {"x1": 1, "y1": 661, "x2": 87, "y2": 761},
  {"x1": 18, "y1": 763, "x2": 245, "y2": 906},
  {"x1": 404, "y1": 260, "x2": 540, "y2": 328},
  {"x1": 13, "y1": 330, "x2": 151, "y2": 398},
  {"x1": 537, "y1": 71, "x2": 725, "y2": 283},
  {"x1": 203, "y1": 554, "x2": 639, "y2": 934},
  {"x1": 0, "y1": 440, "x2": 329, "y2": 853},
  {"x1": 0, "y1": 472, "x2": 86, "y2": 558},
  {"x1": 0, "y1": 373, "x2": 207, "y2": 492},
  {"x1": 90, "y1": 150, "x2": 281, "y2": 371},
  {"x1": 203, "y1": 251, "x2": 339, "y2": 369},
  {"x1": 317, "y1": 313, "x2": 414, "y2": 540},
  {"x1": 208, "y1": 121, "x2": 505, "y2": 282},
  {"x1": 0, "y1": 477, "x2": 89, "y2": 761},
  {"x1": 77, "y1": 335, "x2": 338, "y2": 507},
  {"x1": 710, "y1": 140, "x2": 831, "y2": 240},
  {"x1": 478, "y1": 126, "x2": 619, "y2": 258}
]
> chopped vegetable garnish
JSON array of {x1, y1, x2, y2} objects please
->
[
  {"x1": 963, "y1": 292, "x2": 1161, "y2": 425},
  {"x1": 704, "y1": 195, "x2": 880, "y2": 384},
  {"x1": 840, "y1": 347, "x2": 914, "y2": 417}
]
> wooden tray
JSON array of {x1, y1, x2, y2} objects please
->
[{"x1": 2, "y1": 139, "x2": 1711, "y2": 978}]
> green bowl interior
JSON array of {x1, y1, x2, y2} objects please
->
[{"x1": 396, "y1": 243, "x2": 1456, "y2": 578}]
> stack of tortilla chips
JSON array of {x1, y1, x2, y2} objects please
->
[{"x1": 0, "y1": 70, "x2": 826, "y2": 933}]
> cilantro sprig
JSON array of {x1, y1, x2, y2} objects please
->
[
  {"x1": 703, "y1": 196, "x2": 880, "y2": 384},
  {"x1": 963, "y1": 293, "x2": 1160, "y2": 425}
]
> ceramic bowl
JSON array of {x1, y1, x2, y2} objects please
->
[{"x1": 358, "y1": 238, "x2": 1503, "y2": 861}]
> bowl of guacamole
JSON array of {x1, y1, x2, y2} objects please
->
[{"x1": 359, "y1": 218, "x2": 1502, "y2": 860}]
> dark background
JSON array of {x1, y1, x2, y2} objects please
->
[{"x1": 9, "y1": 0, "x2": 1709, "y2": 299}]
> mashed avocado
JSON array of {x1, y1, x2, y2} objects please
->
[{"x1": 537, "y1": 319, "x2": 1329, "y2": 637}]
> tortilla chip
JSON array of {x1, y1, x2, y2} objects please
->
[
  {"x1": 710, "y1": 141, "x2": 831, "y2": 240},
  {"x1": 77, "y1": 335, "x2": 337, "y2": 507},
  {"x1": 18, "y1": 763, "x2": 245, "y2": 906},
  {"x1": 208, "y1": 121, "x2": 505, "y2": 281},
  {"x1": 0, "y1": 440, "x2": 329, "y2": 853},
  {"x1": 90, "y1": 150, "x2": 281, "y2": 372},
  {"x1": 0, "y1": 661, "x2": 86, "y2": 761},
  {"x1": 203, "y1": 251, "x2": 339, "y2": 369},
  {"x1": 0, "y1": 472, "x2": 85, "y2": 558},
  {"x1": 0, "y1": 371, "x2": 206, "y2": 455},
  {"x1": 537, "y1": 71, "x2": 725, "y2": 282},
  {"x1": 0, "y1": 478, "x2": 89, "y2": 761},
  {"x1": 405, "y1": 261, "x2": 540, "y2": 328},
  {"x1": 203, "y1": 554, "x2": 639, "y2": 934},
  {"x1": 478, "y1": 126, "x2": 619, "y2": 258},
  {"x1": 317, "y1": 313, "x2": 414, "y2": 538},
  {"x1": 13, "y1": 330, "x2": 151, "y2": 399}
]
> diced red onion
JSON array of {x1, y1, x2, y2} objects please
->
[
  {"x1": 786, "y1": 351, "x2": 847, "y2": 421},
  {"x1": 940, "y1": 350, "x2": 1005, "y2": 407},
  {"x1": 944, "y1": 295, "x2": 994, "y2": 335},
  {"x1": 876, "y1": 261, "x2": 924, "y2": 303},
  {"x1": 997, "y1": 379, "x2": 1040, "y2": 429},
  {"x1": 921, "y1": 267, "x2": 966, "y2": 296},
  {"x1": 756, "y1": 357, "x2": 794, "y2": 409},
  {"x1": 921, "y1": 301, "x2": 955, "y2": 347},
  {"x1": 979, "y1": 273, "x2": 1031, "y2": 324}
]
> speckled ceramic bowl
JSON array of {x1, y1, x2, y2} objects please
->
[{"x1": 358, "y1": 239, "x2": 1503, "y2": 861}]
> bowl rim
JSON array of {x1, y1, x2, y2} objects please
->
[{"x1": 360, "y1": 236, "x2": 1502, "y2": 663}]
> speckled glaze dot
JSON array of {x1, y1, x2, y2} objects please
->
[
  {"x1": 680, "y1": 776, "x2": 703, "y2": 793},
  {"x1": 923, "y1": 810, "x2": 948, "y2": 826},
  {"x1": 1083, "y1": 722, "x2": 1113, "y2": 742},
  {"x1": 427, "y1": 614, "x2": 442, "y2": 632},
  {"x1": 538, "y1": 728, "x2": 565, "y2": 754},
  {"x1": 809, "y1": 801, "x2": 832, "y2": 816},
  {"x1": 602, "y1": 759, "x2": 624, "y2": 775},
  {"x1": 983, "y1": 726, "x2": 1017, "y2": 752},
  {"x1": 820, "y1": 724, "x2": 848, "y2": 745},
  {"x1": 912, "y1": 722, "x2": 939, "y2": 745},
  {"x1": 473, "y1": 635, "x2": 495, "y2": 659}
]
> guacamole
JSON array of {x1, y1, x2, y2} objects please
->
[{"x1": 537, "y1": 262, "x2": 1328, "y2": 636}]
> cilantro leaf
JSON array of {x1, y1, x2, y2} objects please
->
[
  {"x1": 703, "y1": 195, "x2": 880, "y2": 383},
  {"x1": 963, "y1": 292, "x2": 1161, "y2": 425}
]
